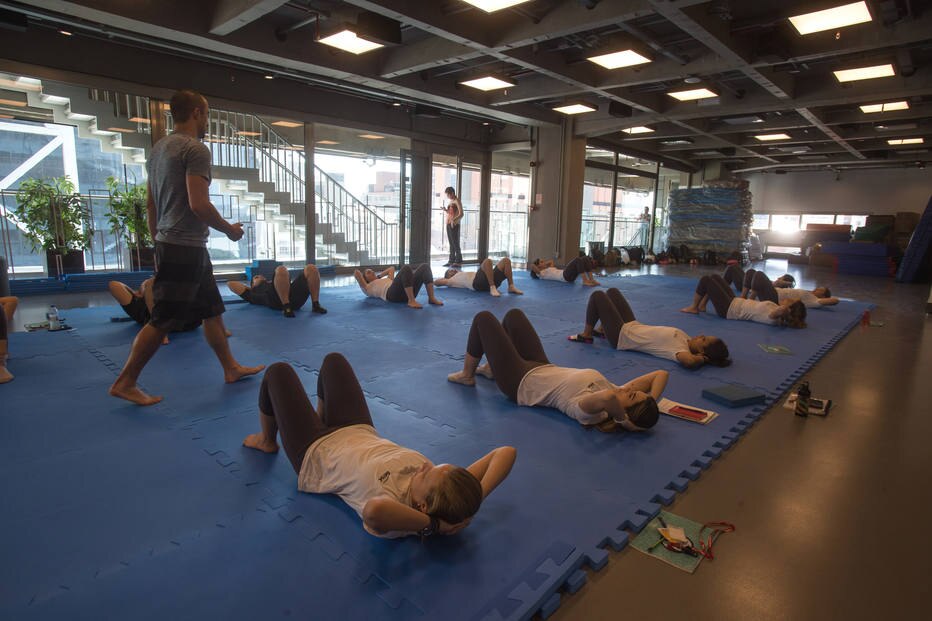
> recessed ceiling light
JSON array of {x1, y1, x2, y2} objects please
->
[
  {"x1": 756, "y1": 133, "x2": 791, "y2": 141},
  {"x1": 860, "y1": 100, "x2": 909, "y2": 113},
  {"x1": 461, "y1": 0, "x2": 532, "y2": 13},
  {"x1": 888, "y1": 138, "x2": 924, "y2": 146},
  {"x1": 623, "y1": 126, "x2": 654, "y2": 134},
  {"x1": 128, "y1": 117, "x2": 151, "y2": 124},
  {"x1": 319, "y1": 29, "x2": 383, "y2": 55},
  {"x1": 358, "y1": 133, "x2": 385, "y2": 139},
  {"x1": 789, "y1": 2, "x2": 871, "y2": 35},
  {"x1": 660, "y1": 138, "x2": 694, "y2": 146},
  {"x1": 264, "y1": 75, "x2": 275, "y2": 80},
  {"x1": 587, "y1": 49, "x2": 652, "y2": 70},
  {"x1": 316, "y1": 140, "x2": 339, "y2": 145},
  {"x1": 107, "y1": 127, "x2": 135, "y2": 133},
  {"x1": 0, "y1": 98, "x2": 27, "y2": 107},
  {"x1": 833, "y1": 63, "x2": 895, "y2": 83},
  {"x1": 272, "y1": 121, "x2": 303, "y2": 128},
  {"x1": 237, "y1": 131, "x2": 261, "y2": 137},
  {"x1": 668, "y1": 88, "x2": 718, "y2": 101},
  {"x1": 392, "y1": 102, "x2": 402, "y2": 107},
  {"x1": 59, "y1": 30, "x2": 73, "y2": 36},
  {"x1": 552, "y1": 103, "x2": 597, "y2": 115},
  {"x1": 460, "y1": 76, "x2": 515, "y2": 91},
  {"x1": 482, "y1": 122, "x2": 490, "y2": 126}
]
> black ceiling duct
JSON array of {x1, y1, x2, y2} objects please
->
[
  {"x1": 0, "y1": 8, "x2": 28, "y2": 31},
  {"x1": 356, "y1": 11, "x2": 401, "y2": 46}
]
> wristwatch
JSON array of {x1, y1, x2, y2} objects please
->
[{"x1": 419, "y1": 516, "x2": 439, "y2": 538}]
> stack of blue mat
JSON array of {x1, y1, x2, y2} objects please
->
[{"x1": 0, "y1": 274, "x2": 871, "y2": 621}]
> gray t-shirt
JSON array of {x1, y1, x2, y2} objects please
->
[{"x1": 147, "y1": 133, "x2": 212, "y2": 247}]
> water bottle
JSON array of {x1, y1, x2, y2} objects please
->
[
  {"x1": 794, "y1": 381, "x2": 810, "y2": 417},
  {"x1": 46, "y1": 305, "x2": 60, "y2": 331}
]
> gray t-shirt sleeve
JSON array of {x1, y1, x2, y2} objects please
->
[{"x1": 184, "y1": 142, "x2": 212, "y2": 182}]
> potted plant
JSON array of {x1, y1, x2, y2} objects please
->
[
  {"x1": 106, "y1": 175, "x2": 154, "y2": 270},
  {"x1": 13, "y1": 176, "x2": 93, "y2": 278}
]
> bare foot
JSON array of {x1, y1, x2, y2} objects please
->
[
  {"x1": 490, "y1": 289, "x2": 501, "y2": 297},
  {"x1": 447, "y1": 371, "x2": 476, "y2": 386},
  {"x1": 429, "y1": 297, "x2": 444, "y2": 306},
  {"x1": 109, "y1": 382, "x2": 163, "y2": 406},
  {"x1": 225, "y1": 329, "x2": 233, "y2": 337},
  {"x1": 475, "y1": 363, "x2": 494, "y2": 380},
  {"x1": 508, "y1": 286, "x2": 523, "y2": 295},
  {"x1": 0, "y1": 366, "x2": 13, "y2": 384},
  {"x1": 225, "y1": 364, "x2": 266, "y2": 383},
  {"x1": 243, "y1": 433, "x2": 279, "y2": 453},
  {"x1": 408, "y1": 300, "x2": 423, "y2": 309},
  {"x1": 162, "y1": 336, "x2": 170, "y2": 345},
  {"x1": 680, "y1": 306, "x2": 699, "y2": 314}
]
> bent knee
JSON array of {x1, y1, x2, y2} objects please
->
[{"x1": 274, "y1": 265, "x2": 289, "y2": 276}]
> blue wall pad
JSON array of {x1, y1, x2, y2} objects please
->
[{"x1": 1, "y1": 274, "x2": 871, "y2": 621}]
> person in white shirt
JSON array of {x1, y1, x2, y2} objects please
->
[
  {"x1": 448, "y1": 309, "x2": 668, "y2": 432},
  {"x1": 353, "y1": 264, "x2": 443, "y2": 309},
  {"x1": 528, "y1": 256, "x2": 600, "y2": 286},
  {"x1": 243, "y1": 354, "x2": 516, "y2": 539},
  {"x1": 681, "y1": 274, "x2": 807, "y2": 328},
  {"x1": 569, "y1": 288, "x2": 731, "y2": 369},
  {"x1": 723, "y1": 266, "x2": 838, "y2": 307},
  {"x1": 434, "y1": 257, "x2": 523, "y2": 297}
]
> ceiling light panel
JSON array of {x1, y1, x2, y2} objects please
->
[
  {"x1": 552, "y1": 103, "x2": 596, "y2": 115},
  {"x1": 461, "y1": 0, "x2": 532, "y2": 13},
  {"x1": 319, "y1": 29, "x2": 383, "y2": 55},
  {"x1": 460, "y1": 76, "x2": 514, "y2": 91},
  {"x1": 859, "y1": 101, "x2": 909, "y2": 113},
  {"x1": 272, "y1": 121, "x2": 303, "y2": 128},
  {"x1": 316, "y1": 140, "x2": 339, "y2": 145},
  {"x1": 668, "y1": 88, "x2": 718, "y2": 101},
  {"x1": 755, "y1": 133, "x2": 791, "y2": 141},
  {"x1": 789, "y1": 2, "x2": 872, "y2": 35},
  {"x1": 623, "y1": 126, "x2": 654, "y2": 134},
  {"x1": 888, "y1": 138, "x2": 924, "y2": 145},
  {"x1": 833, "y1": 63, "x2": 895, "y2": 82},
  {"x1": 358, "y1": 134, "x2": 385, "y2": 139},
  {"x1": 587, "y1": 49, "x2": 651, "y2": 70}
]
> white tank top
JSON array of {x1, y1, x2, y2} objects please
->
[
  {"x1": 777, "y1": 288, "x2": 820, "y2": 308},
  {"x1": 617, "y1": 321, "x2": 689, "y2": 362},
  {"x1": 517, "y1": 365, "x2": 613, "y2": 425},
  {"x1": 539, "y1": 266, "x2": 565, "y2": 281},
  {"x1": 299, "y1": 425, "x2": 430, "y2": 538},
  {"x1": 727, "y1": 297, "x2": 778, "y2": 325},
  {"x1": 446, "y1": 271, "x2": 476, "y2": 289},
  {"x1": 365, "y1": 278, "x2": 392, "y2": 300}
]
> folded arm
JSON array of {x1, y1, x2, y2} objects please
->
[{"x1": 467, "y1": 446, "x2": 517, "y2": 499}]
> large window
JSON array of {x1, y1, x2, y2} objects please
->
[
  {"x1": 488, "y1": 151, "x2": 530, "y2": 262},
  {"x1": 580, "y1": 166, "x2": 614, "y2": 251}
]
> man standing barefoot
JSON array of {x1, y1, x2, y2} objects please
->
[{"x1": 109, "y1": 89, "x2": 264, "y2": 405}]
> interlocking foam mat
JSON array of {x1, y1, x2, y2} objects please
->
[{"x1": 0, "y1": 274, "x2": 872, "y2": 621}]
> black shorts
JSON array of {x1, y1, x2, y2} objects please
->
[
  {"x1": 472, "y1": 267, "x2": 506, "y2": 292},
  {"x1": 243, "y1": 275, "x2": 310, "y2": 310},
  {"x1": 121, "y1": 296, "x2": 150, "y2": 325},
  {"x1": 150, "y1": 242, "x2": 225, "y2": 331}
]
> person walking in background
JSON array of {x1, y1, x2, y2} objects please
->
[
  {"x1": 639, "y1": 206, "x2": 651, "y2": 252},
  {"x1": 444, "y1": 186, "x2": 463, "y2": 267},
  {"x1": 109, "y1": 89, "x2": 264, "y2": 406}
]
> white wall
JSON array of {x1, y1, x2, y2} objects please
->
[{"x1": 744, "y1": 167, "x2": 932, "y2": 216}]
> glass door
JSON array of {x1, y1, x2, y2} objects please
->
[
  {"x1": 400, "y1": 148, "x2": 412, "y2": 264},
  {"x1": 430, "y1": 153, "x2": 484, "y2": 264}
]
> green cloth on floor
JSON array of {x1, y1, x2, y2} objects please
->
[{"x1": 631, "y1": 510, "x2": 706, "y2": 573}]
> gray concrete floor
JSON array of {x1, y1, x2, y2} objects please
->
[{"x1": 8, "y1": 260, "x2": 932, "y2": 620}]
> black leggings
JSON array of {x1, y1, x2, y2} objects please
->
[
  {"x1": 386, "y1": 264, "x2": 434, "y2": 303},
  {"x1": 258, "y1": 354, "x2": 373, "y2": 473},
  {"x1": 585, "y1": 288, "x2": 636, "y2": 346},
  {"x1": 562, "y1": 256, "x2": 591, "y2": 282},
  {"x1": 722, "y1": 264, "x2": 745, "y2": 294},
  {"x1": 466, "y1": 309, "x2": 550, "y2": 402},
  {"x1": 0, "y1": 304, "x2": 6, "y2": 340},
  {"x1": 722, "y1": 265, "x2": 778, "y2": 304},
  {"x1": 696, "y1": 275, "x2": 735, "y2": 318},
  {"x1": 446, "y1": 223, "x2": 462, "y2": 264}
]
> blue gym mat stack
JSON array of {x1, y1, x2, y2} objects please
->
[{"x1": 0, "y1": 274, "x2": 872, "y2": 621}]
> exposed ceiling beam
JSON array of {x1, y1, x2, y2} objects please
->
[
  {"x1": 734, "y1": 157, "x2": 930, "y2": 174},
  {"x1": 209, "y1": 0, "x2": 289, "y2": 36}
]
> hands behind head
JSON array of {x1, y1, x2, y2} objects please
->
[{"x1": 438, "y1": 516, "x2": 472, "y2": 536}]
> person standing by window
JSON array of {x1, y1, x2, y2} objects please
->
[
  {"x1": 444, "y1": 186, "x2": 464, "y2": 267},
  {"x1": 639, "y1": 206, "x2": 652, "y2": 252}
]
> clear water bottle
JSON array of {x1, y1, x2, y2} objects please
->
[
  {"x1": 46, "y1": 305, "x2": 60, "y2": 331},
  {"x1": 794, "y1": 381, "x2": 810, "y2": 417}
]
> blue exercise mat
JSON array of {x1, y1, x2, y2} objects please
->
[{"x1": 0, "y1": 274, "x2": 871, "y2": 621}]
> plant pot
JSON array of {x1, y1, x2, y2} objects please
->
[
  {"x1": 129, "y1": 246, "x2": 156, "y2": 271},
  {"x1": 46, "y1": 250, "x2": 86, "y2": 278}
]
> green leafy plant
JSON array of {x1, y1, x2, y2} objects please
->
[
  {"x1": 13, "y1": 176, "x2": 93, "y2": 254},
  {"x1": 105, "y1": 175, "x2": 151, "y2": 249}
]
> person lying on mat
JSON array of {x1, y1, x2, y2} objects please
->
[
  {"x1": 109, "y1": 278, "x2": 202, "y2": 344},
  {"x1": 528, "y1": 256, "x2": 600, "y2": 286},
  {"x1": 0, "y1": 301, "x2": 13, "y2": 383},
  {"x1": 243, "y1": 355, "x2": 516, "y2": 538},
  {"x1": 568, "y1": 288, "x2": 731, "y2": 369},
  {"x1": 681, "y1": 274, "x2": 807, "y2": 329},
  {"x1": 722, "y1": 266, "x2": 838, "y2": 307},
  {"x1": 354, "y1": 264, "x2": 443, "y2": 309},
  {"x1": 434, "y1": 257, "x2": 523, "y2": 297},
  {"x1": 448, "y1": 309, "x2": 668, "y2": 433},
  {"x1": 228, "y1": 263, "x2": 327, "y2": 318}
]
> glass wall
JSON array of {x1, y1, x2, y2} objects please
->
[
  {"x1": 488, "y1": 150, "x2": 530, "y2": 262},
  {"x1": 612, "y1": 174, "x2": 654, "y2": 250},
  {"x1": 580, "y1": 166, "x2": 614, "y2": 252},
  {"x1": 430, "y1": 154, "x2": 481, "y2": 263}
]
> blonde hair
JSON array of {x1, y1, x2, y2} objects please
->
[{"x1": 425, "y1": 467, "x2": 483, "y2": 524}]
